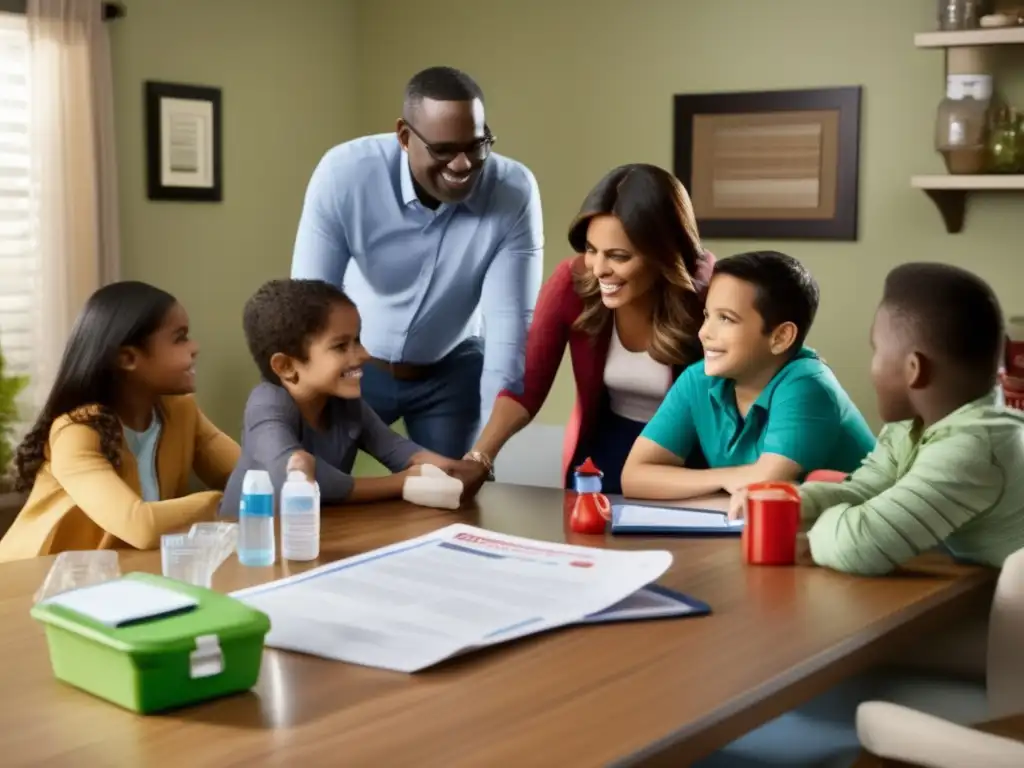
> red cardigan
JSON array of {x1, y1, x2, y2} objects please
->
[{"x1": 498, "y1": 252, "x2": 715, "y2": 485}]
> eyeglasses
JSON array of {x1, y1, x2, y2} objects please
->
[{"x1": 404, "y1": 121, "x2": 497, "y2": 163}]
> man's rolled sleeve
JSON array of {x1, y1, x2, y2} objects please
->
[{"x1": 479, "y1": 168, "x2": 544, "y2": 419}]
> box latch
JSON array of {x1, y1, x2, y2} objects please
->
[{"x1": 189, "y1": 634, "x2": 224, "y2": 679}]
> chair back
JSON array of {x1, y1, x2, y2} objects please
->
[{"x1": 988, "y1": 546, "x2": 1024, "y2": 718}]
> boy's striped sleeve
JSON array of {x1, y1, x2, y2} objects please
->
[{"x1": 807, "y1": 429, "x2": 1001, "y2": 575}]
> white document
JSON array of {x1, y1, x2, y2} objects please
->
[
  {"x1": 614, "y1": 504, "x2": 744, "y2": 530},
  {"x1": 232, "y1": 523, "x2": 672, "y2": 673},
  {"x1": 44, "y1": 578, "x2": 198, "y2": 627}
]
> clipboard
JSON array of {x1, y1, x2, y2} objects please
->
[
  {"x1": 610, "y1": 503, "x2": 744, "y2": 536},
  {"x1": 578, "y1": 584, "x2": 711, "y2": 625}
]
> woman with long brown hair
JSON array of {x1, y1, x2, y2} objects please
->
[{"x1": 460, "y1": 163, "x2": 714, "y2": 494}]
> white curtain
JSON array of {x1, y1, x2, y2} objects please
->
[{"x1": 26, "y1": 0, "x2": 120, "y2": 403}]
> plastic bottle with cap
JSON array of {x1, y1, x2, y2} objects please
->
[
  {"x1": 280, "y1": 471, "x2": 320, "y2": 562},
  {"x1": 570, "y1": 457, "x2": 611, "y2": 534},
  {"x1": 238, "y1": 469, "x2": 275, "y2": 566}
]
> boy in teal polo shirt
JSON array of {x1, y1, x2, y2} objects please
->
[{"x1": 622, "y1": 251, "x2": 874, "y2": 500}]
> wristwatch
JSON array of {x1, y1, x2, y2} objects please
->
[{"x1": 463, "y1": 450, "x2": 495, "y2": 481}]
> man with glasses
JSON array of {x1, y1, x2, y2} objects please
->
[{"x1": 291, "y1": 66, "x2": 543, "y2": 467}]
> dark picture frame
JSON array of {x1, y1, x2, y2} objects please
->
[
  {"x1": 0, "y1": 0, "x2": 124, "y2": 18},
  {"x1": 144, "y1": 81, "x2": 223, "y2": 202},
  {"x1": 673, "y1": 86, "x2": 862, "y2": 240}
]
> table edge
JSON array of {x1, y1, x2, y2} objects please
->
[{"x1": 614, "y1": 567, "x2": 996, "y2": 766}]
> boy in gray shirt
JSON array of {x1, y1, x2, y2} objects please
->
[{"x1": 221, "y1": 279, "x2": 474, "y2": 515}]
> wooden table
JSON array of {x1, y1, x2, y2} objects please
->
[{"x1": 0, "y1": 485, "x2": 995, "y2": 767}]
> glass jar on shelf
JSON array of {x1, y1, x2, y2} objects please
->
[
  {"x1": 987, "y1": 105, "x2": 1023, "y2": 173},
  {"x1": 937, "y1": 0, "x2": 988, "y2": 31},
  {"x1": 935, "y1": 74, "x2": 992, "y2": 174}
]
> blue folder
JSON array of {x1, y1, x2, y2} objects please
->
[
  {"x1": 610, "y1": 502, "x2": 745, "y2": 536},
  {"x1": 578, "y1": 584, "x2": 711, "y2": 625}
]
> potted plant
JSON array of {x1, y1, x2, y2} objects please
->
[{"x1": 0, "y1": 346, "x2": 28, "y2": 533}]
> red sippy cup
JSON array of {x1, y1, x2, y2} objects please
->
[{"x1": 569, "y1": 457, "x2": 611, "y2": 535}]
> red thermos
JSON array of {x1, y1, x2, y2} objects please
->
[
  {"x1": 742, "y1": 482, "x2": 801, "y2": 566},
  {"x1": 1004, "y1": 321, "x2": 1024, "y2": 410},
  {"x1": 1006, "y1": 317, "x2": 1024, "y2": 379}
]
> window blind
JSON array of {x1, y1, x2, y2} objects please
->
[{"x1": 0, "y1": 12, "x2": 37, "y2": 423}]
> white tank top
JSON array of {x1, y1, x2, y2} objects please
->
[{"x1": 603, "y1": 321, "x2": 673, "y2": 423}]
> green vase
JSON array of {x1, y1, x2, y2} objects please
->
[{"x1": 988, "y1": 107, "x2": 1022, "y2": 173}]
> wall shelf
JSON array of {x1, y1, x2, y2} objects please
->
[
  {"x1": 911, "y1": 175, "x2": 1024, "y2": 232},
  {"x1": 915, "y1": 27, "x2": 1024, "y2": 48}
]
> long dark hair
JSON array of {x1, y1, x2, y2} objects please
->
[
  {"x1": 568, "y1": 164, "x2": 706, "y2": 366},
  {"x1": 14, "y1": 281, "x2": 177, "y2": 492}
]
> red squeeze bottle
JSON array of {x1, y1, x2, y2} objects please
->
[
  {"x1": 570, "y1": 457, "x2": 611, "y2": 535},
  {"x1": 742, "y1": 482, "x2": 801, "y2": 565}
]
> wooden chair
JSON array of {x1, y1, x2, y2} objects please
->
[
  {"x1": 0, "y1": 491, "x2": 25, "y2": 538},
  {"x1": 853, "y1": 547, "x2": 1024, "y2": 767}
]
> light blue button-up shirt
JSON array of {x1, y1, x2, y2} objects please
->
[{"x1": 291, "y1": 133, "x2": 544, "y2": 419}]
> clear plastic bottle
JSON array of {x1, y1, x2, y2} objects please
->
[
  {"x1": 280, "y1": 471, "x2": 320, "y2": 562},
  {"x1": 238, "y1": 469, "x2": 275, "y2": 566}
]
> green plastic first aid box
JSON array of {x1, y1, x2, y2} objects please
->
[{"x1": 30, "y1": 572, "x2": 271, "y2": 714}]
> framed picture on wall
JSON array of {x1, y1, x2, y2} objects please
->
[
  {"x1": 144, "y1": 81, "x2": 223, "y2": 202},
  {"x1": 673, "y1": 86, "x2": 862, "y2": 240}
]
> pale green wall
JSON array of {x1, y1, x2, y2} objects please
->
[
  {"x1": 355, "y1": 0, "x2": 1024, "y2": 432},
  {"x1": 110, "y1": 0, "x2": 358, "y2": 440},
  {"x1": 110, "y1": 0, "x2": 1024, "y2": 461}
]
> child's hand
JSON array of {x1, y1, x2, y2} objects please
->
[
  {"x1": 727, "y1": 487, "x2": 748, "y2": 521},
  {"x1": 401, "y1": 464, "x2": 423, "y2": 478},
  {"x1": 286, "y1": 451, "x2": 316, "y2": 483}
]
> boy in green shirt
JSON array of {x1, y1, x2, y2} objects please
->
[
  {"x1": 623, "y1": 250, "x2": 875, "y2": 500},
  {"x1": 800, "y1": 261, "x2": 1024, "y2": 575}
]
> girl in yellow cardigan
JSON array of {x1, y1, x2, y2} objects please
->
[{"x1": 0, "y1": 281, "x2": 240, "y2": 562}]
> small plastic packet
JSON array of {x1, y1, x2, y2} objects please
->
[
  {"x1": 403, "y1": 464, "x2": 464, "y2": 510},
  {"x1": 161, "y1": 522, "x2": 239, "y2": 588},
  {"x1": 35, "y1": 522, "x2": 238, "y2": 600},
  {"x1": 187, "y1": 521, "x2": 238, "y2": 572},
  {"x1": 34, "y1": 550, "x2": 121, "y2": 603}
]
